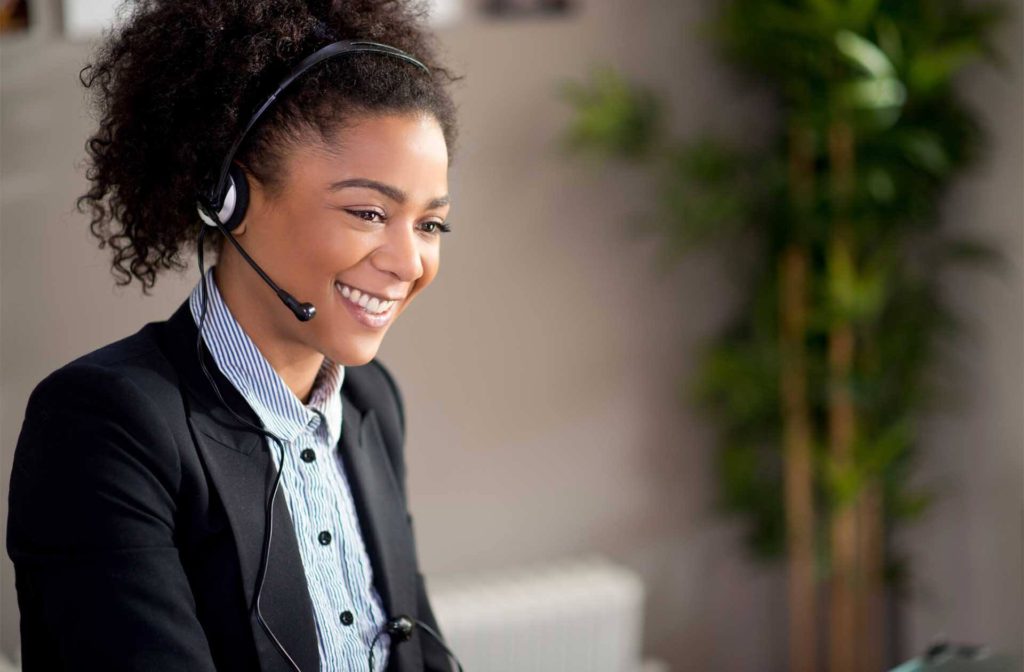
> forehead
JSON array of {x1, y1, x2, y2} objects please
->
[{"x1": 284, "y1": 112, "x2": 449, "y2": 190}]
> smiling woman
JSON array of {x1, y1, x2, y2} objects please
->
[
  {"x1": 6, "y1": 2, "x2": 463, "y2": 672},
  {"x1": 213, "y1": 112, "x2": 452, "y2": 395}
]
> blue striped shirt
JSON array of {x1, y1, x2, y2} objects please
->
[{"x1": 188, "y1": 265, "x2": 391, "y2": 671}]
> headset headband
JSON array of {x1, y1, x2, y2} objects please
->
[{"x1": 200, "y1": 39, "x2": 430, "y2": 211}]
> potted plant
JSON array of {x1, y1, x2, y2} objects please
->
[{"x1": 560, "y1": 1, "x2": 1009, "y2": 670}]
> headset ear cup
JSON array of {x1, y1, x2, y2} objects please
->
[{"x1": 219, "y1": 163, "x2": 250, "y2": 233}]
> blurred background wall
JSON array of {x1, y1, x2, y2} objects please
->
[{"x1": 1, "y1": 0, "x2": 1020, "y2": 669}]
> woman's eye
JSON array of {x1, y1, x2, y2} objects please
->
[
  {"x1": 347, "y1": 209, "x2": 384, "y2": 223},
  {"x1": 421, "y1": 220, "x2": 452, "y2": 235}
]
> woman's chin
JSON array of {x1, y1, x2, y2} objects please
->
[{"x1": 326, "y1": 339, "x2": 383, "y2": 367}]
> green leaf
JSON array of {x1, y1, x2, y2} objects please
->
[
  {"x1": 824, "y1": 456, "x2": 863, "y2": 508},
  {"x1": 804, "y1": 0, "x2": 841, "y2": 24},
  {"x1": 657, "y1": 138, "x2": 753, "y2": 245},
  {"x1": 874, "y1": 15, "x2": 903, "y2": 67},
  {"x1": 835, "y1": 29, "x2": 895, "y2": 78},
  {"x1": 908, "y1": 39, "x2": 985, "y2": 94},
  {"x1": 898, "y1": 129, "x2": 952, "y2": 175},
  {"x1": 865, "y1": 166, "x2": 896, "y2": 202},
  {"x1": 856, "y1": 419, "x2": 912, "y2": 476},
  {"x1": 836, "y1": 77, "x2": 906, "y2": 111},
  {"x1": 559, "y1": 67, "x2": 663, "y2": 160},
  {"x1": 889, "y1": 488, "x2": 935, "y2": 521},
  {"x1": 828, "y1": 243, "x2": 889, "y2": 324},
  {"x1": 846, "y1": 0, "x2": 881, "y2": 30}
]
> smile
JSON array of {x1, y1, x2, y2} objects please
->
[{"x1": 335, "y1": 281, "x2": 399, "y2": 328}]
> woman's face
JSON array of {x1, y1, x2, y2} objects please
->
[{"x1": 224, "y1": 111, "x2": 450, "y2": 367}]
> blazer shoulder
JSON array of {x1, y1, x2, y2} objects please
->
[
  {"x1": 11, "y1": 329, "x2": 186, "y2": 539},
  {"x1": 21, "y1": 322, "x2": 185, "y2": 451},
  {"x1": 69, "y1": 321, "x2": 171, "y2": 377}
]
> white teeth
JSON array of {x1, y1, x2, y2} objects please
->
[{"x1": 336, "y1": 282, "x2": 394, "y2": 314}]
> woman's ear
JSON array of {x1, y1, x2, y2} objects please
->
[
  {"x1": 232, "y1": 156, "x2": 281, "y2": 237},
  {"x1": 230, "y1": 162, "x2": 256, "y2": 236}
]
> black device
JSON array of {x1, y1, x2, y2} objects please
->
[{"x1": 192, "y1": 32, "x2": 465, "y2": 672}]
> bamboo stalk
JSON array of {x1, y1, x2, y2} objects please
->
[
  {"x1": 827, "y1": 119, "x2": 859, "y2": 672},
  {"x1": 855, "y1": 479, "x2": 885, "y2": 671},
  {"x1": 828, "y1": 319, "x2": 858, "y2": 672},
  {"x1": 781, "y1": 121, "x2": 818, "y2": 672},
  {"x1": 781, "y1": 246, "x2": 817, "y2": 672}
]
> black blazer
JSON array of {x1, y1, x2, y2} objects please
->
[{"x1": 6, "y1": 298, "x2": 450, "y2": 672}]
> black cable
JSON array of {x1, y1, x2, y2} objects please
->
[
  {"x1": 368, "y1": 626, "x2": 386, "y2": 672},
  {"x1": 195, "y1": 226, "x2": 303, "y2": 672},
  {"x1": 414, "y1": 621, "x2": 464, "y2": 672},
  {"x1": 368, "y1": 615, "x2": 464, "y2": 672}
]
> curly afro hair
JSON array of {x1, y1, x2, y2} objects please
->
[{"x1": 77, "y1": 0, "x2": 461, "y2": 294}]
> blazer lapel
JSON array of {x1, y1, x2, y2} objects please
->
[
  {"x1": 338, "y1": 395, "x2": 424, "y2": 670},
  {"x1": 158, "y1": 297, "x2": 424, "y2": 671},
  {"x1": 158, "y1": 299, "x2": 320, "y2": 672}
]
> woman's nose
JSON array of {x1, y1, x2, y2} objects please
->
[{"x1": 375, "y1": 221, "x2": 424, "y2": 282}]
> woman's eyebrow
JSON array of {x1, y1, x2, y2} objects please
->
[{"x1": 327, "y1": 177, "x2": 449, "y2": 209}]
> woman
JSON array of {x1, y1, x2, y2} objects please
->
[{"x1": 6, "y1": 1, "x2": 459, "y2": 671}]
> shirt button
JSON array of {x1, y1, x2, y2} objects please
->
[
  {"x1": 318, "y1": 530, "x2": 332, "y2": 546},
  {"x1": 300, "y1": 449, "x2": 316, "y2": 463},
  {"x1": 339, "y1": 610, "x2": 354, "y2": 626}
]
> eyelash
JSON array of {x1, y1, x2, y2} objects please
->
[{"x1": 347, "y1": 209, "x2": 451, "y2": 235}]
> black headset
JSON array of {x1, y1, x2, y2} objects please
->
[
  {"x1": 192, "y1": 32, "x2": 464, "y2": 672},
  {"x1": 196, "y1": 39, "x2": 433, "y2": 324}
]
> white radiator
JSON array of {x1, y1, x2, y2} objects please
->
[{"x1": 425, "y1": 555, "x2": 647, "y2": 672}]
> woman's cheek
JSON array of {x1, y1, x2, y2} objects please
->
[{"x1": 322, "y1": 229, "x2": 371, "y2": 268}]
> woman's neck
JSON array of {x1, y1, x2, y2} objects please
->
[{"x1": 213, "y1": 261, "x2": 324, "y2": 404}]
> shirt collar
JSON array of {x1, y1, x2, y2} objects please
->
[{"x1": 188, "y1": 265, "x2": 345, "y2": 446}]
